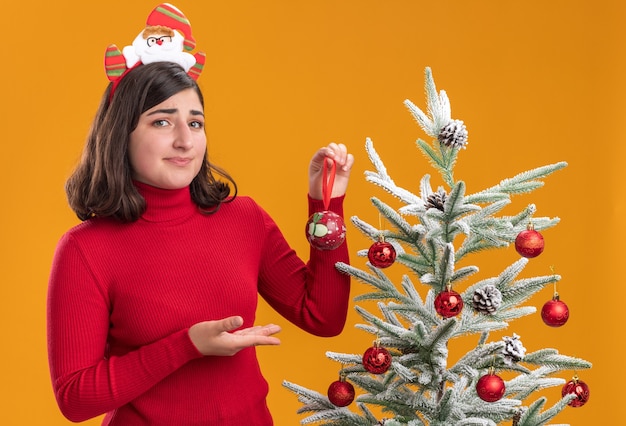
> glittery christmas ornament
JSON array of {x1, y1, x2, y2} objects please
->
[
  {"x1": 562, "y1": 375, "x2": 590, "y2": 407},
  {"x1": 367, "y1": 237, "x2": 396, "y2": 268},
  {"x1": 476, "y1": 371, "x2": 506, "y2": 402},
  {"x1": 305, "y1": 160, "x2": 346, "y2": 250},
  {"x1": 515, "y1": 222, "x2": 544, "y2": 258},
  {"x1": 541, "y1": 294, "x2": 569, "y2": 327},
  {"x1": 434, "y1": 288, "x2": 464, "y2": 318},
  {"x1": 327, "y1": 376, "x2": 355, "y2": 407},
  {"x1": 362, "y1": 342, "x2": 392, "y2": 374},
  {"x1": 306, "y1": 211, "x2": 346, "y2": 250}
]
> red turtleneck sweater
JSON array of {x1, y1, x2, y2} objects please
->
[{"x1": 47, "y1": 182, "x2": 350, "y2": 425}]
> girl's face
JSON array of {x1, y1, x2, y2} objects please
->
[{"x1": 129, "y1": 88, "x2": 206, "y2": 189}]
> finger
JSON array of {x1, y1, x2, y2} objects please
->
[
  {"x1": 251, "y1": 335, "x2": 281, "y2": 346},
  {"x1": 311, "y1": 147, "x2": 330, "y2": 166},
  {"x1": 259, "y1": 324, "x2": 281, "y2": 336},
  {"x1": 325, "y1": 143, "x2": 341, "y2": 158},
  {"x1": 334, "y1": 143, "x2": 347, "y2": 156},
  {"x1": 235, "y1": 324, "x2": 282, "y2": 337},
  {"x1": 329, "y1": 144, "x2": 349, "y2": 167},
  {"x1": 313, "y1": 144, "x2": 344, "y2": 163},
  {"x1": 329, "y1": 152, "x2": 352, "y2": 173},
  {"x1": 235, "y1": 332, "x2": 281, "y2": 348},
  {"x1": 340, "y1": 153, "x2": 355, "y2": 172},
  {"x1": 332, "y1": 145, "x2": 350, "y2": 171},
  {"x1": 234, "y1": 325, "x2": 264, "y2": 335},
  {"x1": 218, "y1": 316, "x2": 244, "y2": 333}
]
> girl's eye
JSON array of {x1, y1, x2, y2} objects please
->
[
  {"x1": 153, "y1": 119, "x2": 170, "y2": 127},
  {"x1": 190, "y1": 121, "x2": 204, "y2": 129}
]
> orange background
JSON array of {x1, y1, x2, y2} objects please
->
[{"x1": 1, "y1": 0, "x2": 622, "y2": 424}]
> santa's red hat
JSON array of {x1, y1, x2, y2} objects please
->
[{"x1": 146, "y1": 3, "x2": 196, "y2": 52}]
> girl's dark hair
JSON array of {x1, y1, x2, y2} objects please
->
[{"x1": 66, "y1": 62, "x2": 236, "y2": 222}]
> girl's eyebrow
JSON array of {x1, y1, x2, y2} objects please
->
[
  {"x1": 147, "y1": 108, "x2": 204, "y2": 116},
  {"x1": 147, "y1": 108, "x2": 176, "y2": 116}
]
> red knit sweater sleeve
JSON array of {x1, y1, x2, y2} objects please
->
[
  {"x1": 47, "y1": 233, "x2": 203, "y2": 422},
  {"x1": 257, "y1": 195, "x2": 351, "y2": 336}
]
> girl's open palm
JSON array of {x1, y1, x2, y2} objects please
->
[{"x1": 189, "y1": 316, "x2": 281, "y2": 356}]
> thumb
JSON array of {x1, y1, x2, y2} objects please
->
[{"x1": 220, "y1": 316, "x2": 244, "y2": 332}]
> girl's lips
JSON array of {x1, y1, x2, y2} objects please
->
[{"x1": 166, "y1": 157, "x2": 192, "y2": 166}]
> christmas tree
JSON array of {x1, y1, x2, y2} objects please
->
[{"x1": 283, "y1": 67, "x2": 592, "y2": 426}]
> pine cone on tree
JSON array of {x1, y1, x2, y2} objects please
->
[
  {"x1": 512, "y1": 407, "x2": 528, "y2": 425},
  {"x1": 426, "y1": 188, "x2": 447, "y2": 211},
  {"x1": 438, "y1": 119, "x2": 468, "y2": 149},
  {"x1": 502, "y1": 333, "x2": 526, "y2": 365},
  {"x1": 472, "y1": 284, "x2": 502, "y2": 314}
]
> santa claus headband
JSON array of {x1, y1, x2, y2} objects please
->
[{"x1": 104, "y1": 3, "x2": 206, "y2": 98}]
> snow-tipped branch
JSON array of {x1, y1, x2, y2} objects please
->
[{"x1": 466, "y1": 162, "x2": 568, "y2": 201}]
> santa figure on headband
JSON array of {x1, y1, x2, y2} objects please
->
[
  {"x1": 105, "y1": 3, "x2": 205, "y2": 83},
  {"x1": 122, "y1": 3, "x2": 196, "y2": 71}
]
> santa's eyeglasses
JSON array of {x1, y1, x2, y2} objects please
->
[{"x1": 146, "y1": 36, "x2": 173, "y2": 46}]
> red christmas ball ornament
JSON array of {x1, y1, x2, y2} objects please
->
[
  {"x1": 562, "y1": 376, "x2": 590, "y2": 407},
  {"x1": 368, "y1": 238, "x2": 396, "y2": 268},
  {"x1": 541, "y1": 294, "x2": 569, "y2": 327},
  {"x1": 476, "y1": 372, "x2": 506, "y2": 402},
  {"x1": 327, "y1": 377, "x2": 355, "y2": 407},
  {"x1": 515, "y1": 223, "x2": 544, "y2": 258},
  {"x1": 362, "y1": 342, "x2": 392, "y2": 374},
  {"x1": 305, "y1": 211, "x2": 346, "y2": 250},
  {"x1": 434, "y1": 288, "x2": 464, "y2": 318}
]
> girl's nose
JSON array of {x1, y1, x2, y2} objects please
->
[{"x1": 173, "y1": 125, "x2": 193, "y2": 149}]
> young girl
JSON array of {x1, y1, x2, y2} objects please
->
[{"x1": 47, "y1": 5, "x2": 354, "y2": 425}]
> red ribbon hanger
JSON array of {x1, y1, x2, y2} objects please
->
[{"x1": 322, "y1": 159, "x2": 336, "y2": 210}]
